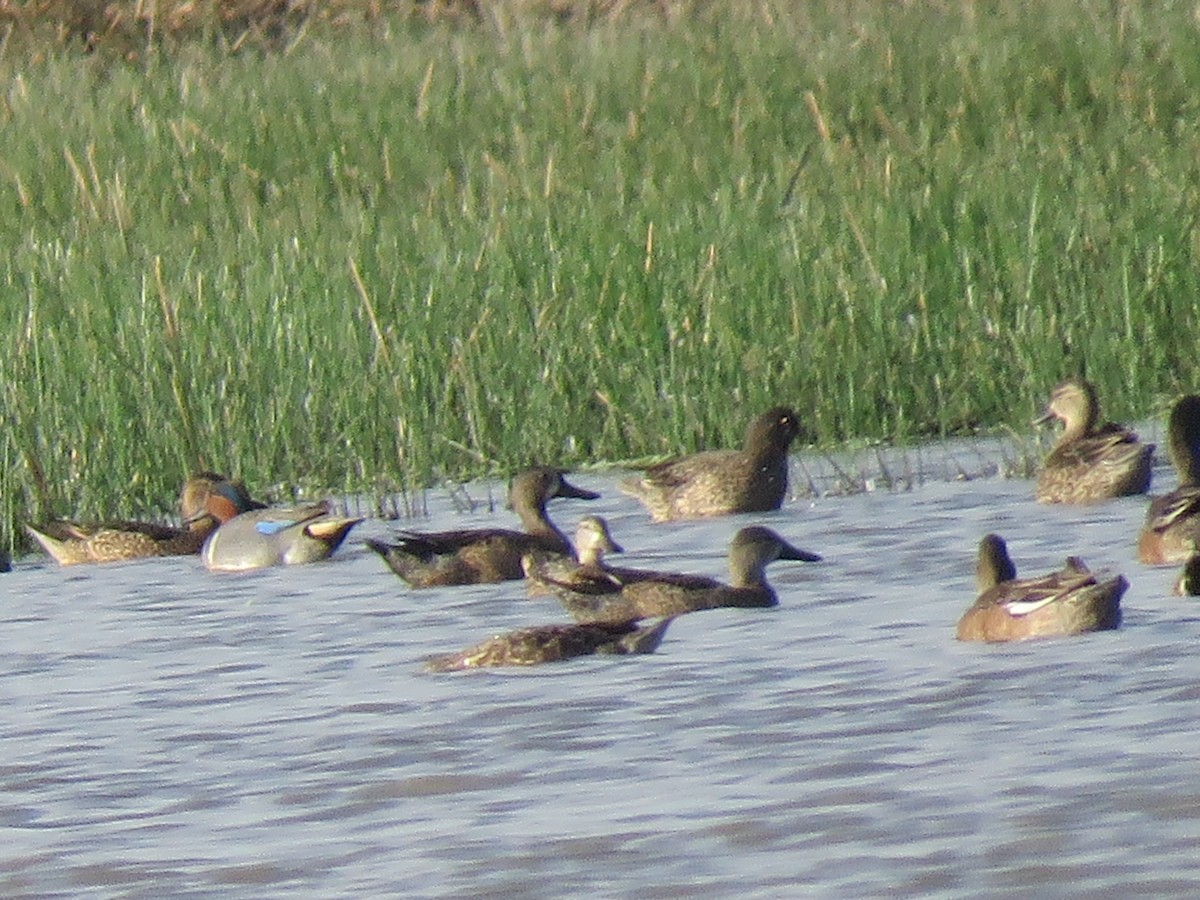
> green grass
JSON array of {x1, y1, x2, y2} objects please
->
[{"x1": 3, "y1": 1, "x2": 1200, "y2": 547}]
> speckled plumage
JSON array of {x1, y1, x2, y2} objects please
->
[
  {"x1": 956, "y1": 534, "x2": 1125, "y2": 642},
  {"x1": 1138, "y1": 395, "x2": 1200, "y2": 565},
  {"x1": 522, "y1": 515, "x2": 625, "y2": 597},
  {"x1": 1173, "y1": 549, "x2": 1200, "y2": 596},
  {"x1": 424, "y1": 618, "x2": 674, "y2": 671},
  {"x1": 1034, "y1": 380, "x2": 1152, "y2": 504},
  {"x1": 544, "y1": 526, "x2": 822, "y2": 624},
  {"x1": 26, "y1": 473, "x2": 262, "y2": 566},
  {"x1": 368, "y1": 467, "x2": 599, "y2": 587},
  {"x1": 620, "y1": 407, "x2": 801, "y2": 522}
]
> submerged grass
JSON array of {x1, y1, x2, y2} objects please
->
[{"x1": 2, "y1": 0, "x2": 1200, "y2": 547}]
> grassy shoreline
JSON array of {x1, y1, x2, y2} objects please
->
[{"x1": 3, "y1": 1, "x2": 1199, "y2": 548}]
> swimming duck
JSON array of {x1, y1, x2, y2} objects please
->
[
  {"x1": 424, "y1": 617, "x2": 674, "y2": 671},
  {"x1": 1033, "y1": 379, "x2": 1153, "y2": 504},
  {"x1": 1173, "y1": 545, "x2": 1200, "y2": 596},
  {"x1": 620, "y1": 406, "x2": 801, "y2": 521},
  {"x1": 955, "y1": 534, "x2": 1125, "y2": 642},
  {"x1": 202, "y1": 501, "x2": 362, "y2": 571},
  {"x1": 1138, "y1": 395, "x2": 1200, "y2": 565},
  {"x1": 522, "y1": 514, "x2": 717, "y2": 598},
  {"x1": 367, "y1": 467, "x2": 599, "y2": 587},
  {"x1": 521, "y1": 515, "x2": 625, "y2": 597},
  {"x1": 25, "y1": 472, "x2": 262, "y2": 565},
  {"x1": 546, "y1": 526, "x2": 821, "y2": 624}
]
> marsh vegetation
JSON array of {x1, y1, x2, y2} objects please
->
[{"x1": 2, "y1": 0, "x2": 1198, "y2": 549}]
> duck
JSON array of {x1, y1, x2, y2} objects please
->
[
  {"x1": 1033, "y1": 379, "x2": 1153, "y2": 504},
  {"x1": 544, "y1": 526, "x2": 821, "y2": 624},
  {"x1": 366, "y1": 467, "x2": 599, "y2": 587},
  {"x1": 521, "y1": 515, "x2": 625, "y2": 597},
  {"x1": 202, "y1": 501, "x2": 362, "y2": 571},
  {"x1": 620, "y1": 406, "x2": 801, "y2": 521},
  {"x1": 423, "y1": 617, "x2": 674, "y2": 671},
  {"x1": 1173, "y1": 544, "x2": 1200, "y2": 596},
  {"x1": 25, "y1": 472, "x2": 262, "y2": 565},
  {"x1": 522, "y1": 514, "x2": 717, "y2": 598},
  {"x1": 956, "y1": 534, "x2": 1125, "y2": 641},
  {"x1": 1138, "y1": 395, "x2": 1200, "y2": 565}
]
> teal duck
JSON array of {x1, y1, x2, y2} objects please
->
[
  {"x1": 202, "y1": 501, "x2": 362, "y2": 571},
  {"x1": 424, "y1": 617, "x2": 674, "y2": 671},
  {"x1": 546, "y1": 526, "x2": 821, "y2": 623},
  {"x1": 521, "y1": 515, "x2": 625, "y2": 597},
  {"x1": 523, "y1": 514, "x2": 716, "y2": 597},
  {"x1": 1033, "y1": 379, "x2": 1152, "y2": 504},
  {"x1": 956, "y1": 534, "x2": 1125, "y2": 641},
  {"x1": 26, "y1": 472, "x2": 262, "y2": 566},
  {"x1": 367, "y1": 467, "x2": 599, "y2": 587},
  {"x1": 620, "y1": 406, "x2": 801, "y2": 521},
  {"x1": 1139, "y1": 395, "x2": 1200, "y2": 565}
]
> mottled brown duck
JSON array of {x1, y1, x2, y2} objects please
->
[
  {"x1": 620, "y1": 407, "x2": 801, "y2": 521},
  {"x1": 26, "y1": 472, "x2": 263, "y2": 566},
  {"x1": 521, "y1": 515, "x2": 625, "y2": 597},
  {"x1": 1138, "y1": 395, "x2": 1200, "y2": 565},
  {"x1": 367, "y1": 467, "x2": 599, "y2": 587},
  {"x1": 956, "y1": 534, "x2": 1125, "y2": 642},
  {"x1": 1033, "y1": 379, "x2": 1152, "y2": 504},
  {"x1": 424, "y1": 617, "x2": 674, "y2": 671},
  {"x1": 545, "y1": 526, "x2": 821, "y2": 624}
]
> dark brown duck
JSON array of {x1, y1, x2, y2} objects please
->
[{"x1": 367, "y1": 467, "x2": 599, "y2": 587}]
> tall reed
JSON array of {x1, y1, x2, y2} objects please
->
[{"x1": 2, "y1": 1, "x2": 1199, "y2": 549}]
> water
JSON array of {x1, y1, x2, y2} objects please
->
[{"x1": 4, "y1": 438, "x2": 1200, "y2": 898}]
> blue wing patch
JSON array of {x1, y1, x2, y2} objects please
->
[{"x1": 255, "y1": 520, "x2": 293, "y2": 536}]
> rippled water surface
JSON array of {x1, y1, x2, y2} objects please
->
[{"x1": 5, "y1": 439, "x2": 1200, "y2": 897}]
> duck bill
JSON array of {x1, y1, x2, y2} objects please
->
[
  {"x1": 779, "y1": 541, "x2": 822, "y2": 563},
  {"x1": 555, "y1": 476, "x2": 600, "y2": 501},
  {"x1": 1032, "y1": 408, "x2": 1056, "y2": 427}
]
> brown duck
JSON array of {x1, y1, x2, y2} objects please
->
[
  {"x1": 1138, "y1": 395, "x2": 1200, "y2": 565},
  {"x1": 25, "y1": 472, "x2": 263, "y2": 566},
  {"x1": 521, "y1": 515, "x2": 625, "y2": 597},
  {"x1": 956, "y1": 534, "x2": 1125, "y2": 642},
  {"x1": 367, "y1": 467, "x2": 599, "y2": 587},
  {"x1": 620, "y1": 406, "x2": 801, "y2": 521},
  {"x1": 544, "y1": 526, "x2": 821, "y2": 624},
  {"x1": 523, "y1": 514, "x2": 716, "y2": 598},
  {"x1": 424, "y1": 617, "x2": 674, "y2": 671},
  {"x1": 1033, "y1": 379, "x2": 1152, "y2": 504},
  {"x1": 1173, "y1": 547, "x2": 1200, "y2": 596}
]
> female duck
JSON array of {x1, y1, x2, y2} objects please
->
[
  {"x1": 956, "y1": 534, "x2": 1125, "y2": 642},
  {"x1": 367, "y1": 467, "x2": 598, "y2": 587},
  {"x1": 545, "y1": 526, "x2": 821, "y2": 624},
  {"x1": 1033, "y1": 379, "x2": 1152, "y2": 504},
  {"x1": 1138, "y1": 394, "x2": 1200, "y2": 565},
  {"x1": 424, "y1": 618, "x2": 674, "y2": 672},
  {"x1": 26, "y1": 473, "x2": 261, "y2": 565},
  {"x1": 621, "y1": 406, "x2": 801, "y2": 521},
  {"x1": 522, "y1": 515, "x2": 625, "y2": 597}
]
